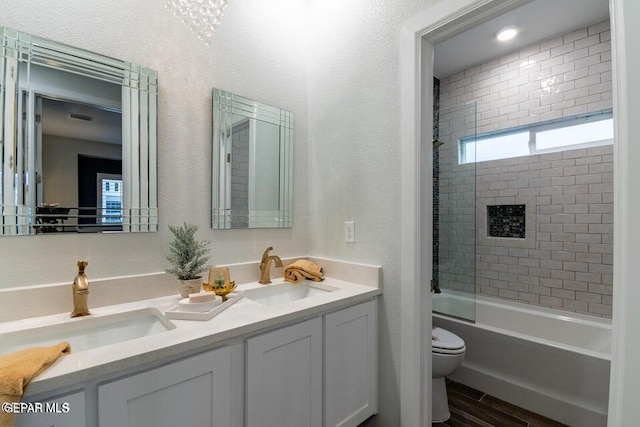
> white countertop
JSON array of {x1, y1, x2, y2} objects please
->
[{"x1": 1, "y1": 277, "x2": 381, "y2": 396}]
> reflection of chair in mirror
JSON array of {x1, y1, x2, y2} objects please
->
[{"x1": 36, "y1": 205, "x2": 70, "y2": 233}]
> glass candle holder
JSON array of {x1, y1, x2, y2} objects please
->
[{"x1": 208, "y1": 266, "x2": 230, "y2": 289}]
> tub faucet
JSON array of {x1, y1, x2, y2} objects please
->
[
  {"x1": 259, "y1": 246, "x2": 283, "y2": 284},
  {"x1": 71, "y1": 260, "x2": 91, "y2": 318},
  {"x1": 431, "y1": 279, "x2": 442, "y2": 294}
]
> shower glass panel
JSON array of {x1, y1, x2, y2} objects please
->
[{"x1": 433, "y1": 101, "x2": 477, "y2": 322}]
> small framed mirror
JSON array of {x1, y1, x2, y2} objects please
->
[
  {"x1": 212, "y1": 88, "x2": 293, "y2": 229},
  {"x1": 0, "y1": 26, "x2": 158, "y2": 235}
]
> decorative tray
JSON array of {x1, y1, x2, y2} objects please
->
[{"x1": 165, "y1": 292, "x2": 243, "y2": 321}]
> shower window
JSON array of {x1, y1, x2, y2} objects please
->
[
  {"x1": 460, "y1": 132, "x2": 529, "y2": 163},
  {"x1": 459, "y1": 110, "x2": 613, "y2": 164}
]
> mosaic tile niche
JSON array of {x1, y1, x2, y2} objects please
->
[{"x1": 487, "y1": 205, "x2": 526, "y2": 239}]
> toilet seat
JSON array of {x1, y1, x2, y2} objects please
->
[{"x1": 432, "y1": 327, "x2": 465, "y2": 355}]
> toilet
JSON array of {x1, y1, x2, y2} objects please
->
[{"x1": 432, "y1": 327, "x2": 466, "y2": 423}]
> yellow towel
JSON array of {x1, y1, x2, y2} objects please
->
[
  {"x1": 284, "y1": 260, "x2": 325, "y2": 283},
  {"x1": 0, "y1": 342, "x2": 70, "y2": 427}
]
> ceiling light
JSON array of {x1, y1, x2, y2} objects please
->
[{"x1": 496, "y1": 27, "x2": 518, "y2": 42}]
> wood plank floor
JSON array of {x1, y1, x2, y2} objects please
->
[
  {"x1": 358, "y1": 415, "x2": 376, "y2": 426},
  {"x1": 433, "y1": 380, "x2": 569, "y2": 427}
]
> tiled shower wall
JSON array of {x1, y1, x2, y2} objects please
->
[
  {"x1": 231, "y1": 121, "x2": 250, "y2": 228},
  {"x1": 437, "y1": 20, "x2": 613, "y2": 317}
]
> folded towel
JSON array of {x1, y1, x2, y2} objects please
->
[
  {"x1": 284, "y1": 260, "x2": 325, "y2": 284},
  {"x1": 0, "y1": 342, "x2": 70, "y2": 427}
]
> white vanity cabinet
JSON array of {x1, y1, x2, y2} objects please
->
[
  {"x1": 98, "y1": 346, "x2": 238, "y2": 427},
  {"x1": 245, "y1": 299, "x2": 378, "y2": 427},
  {"x1": 15, "y1": 391, "x2": 85, "y2": 427},
  {"x1": 18, "y1": 295, "x2": 378, "y2": 427},
  {"x1": 324, "y1": 300, "x2": 378, "y2": 427},
  {"x1": 246, "y1": 317, "x2": 323, "y2": 427}
]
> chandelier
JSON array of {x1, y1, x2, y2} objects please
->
[{"x1": 166, "y1": 0, "x2": 229, "y2": 46}]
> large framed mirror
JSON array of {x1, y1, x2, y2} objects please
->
[
  {"x1": 212, "y1": 88, "x2": 293, "y2": 229},
  {"x1": 0, "y1": 26, "x2": 158, "y2": 235}
]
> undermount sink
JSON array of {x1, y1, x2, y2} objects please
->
[
  {"x1": 243, "y1": 281, "x2": 338, "y2": 306},
  {"x1": 0, "y1": 308, "x2": 175, "y2": 355}
]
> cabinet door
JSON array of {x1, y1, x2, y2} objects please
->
[
  {"x1": 98, "y1": 346, "x2": 233, "y2": 427},
  {"x1": 246, "y1": 317, "x2": 322, "y2": 427},
  {"x1": 14, "y1": 391, "x2": 85, "y2": 427},
  {"x1": 325, "y1": 300, "x2": 378, "y2": 427}
]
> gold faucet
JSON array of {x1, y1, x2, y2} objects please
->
[
  {"x1": 71, "y1": 260, "x2": 91, "y2": 318},
  {"x1": 259, "y1": 247, "x2": 283, "y2": 284}
]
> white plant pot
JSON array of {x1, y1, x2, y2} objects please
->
[{"x1": 178, "y1": 277, "x2": 203, "y2": 298}]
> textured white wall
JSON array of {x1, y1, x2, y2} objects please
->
[
  {"x1": 0, "y1": 0, "x2": 309, "y2": 286},
  {"x1": 307, "y1": 0, "x2": 444, "y2": 424}
]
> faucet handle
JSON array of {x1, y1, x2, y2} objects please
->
[
  {"x1": 77, "y1": 260, "x2": 88, "y2": 272},
  {"x1": 261, "y1": 247, "x2": 274, "y2": 262}
]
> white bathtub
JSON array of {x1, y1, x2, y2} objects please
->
[{"x1": 433, "y1": 290, "x2": 611, "y2": 427}]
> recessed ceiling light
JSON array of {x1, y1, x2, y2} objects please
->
[{"x1": 496, "y1": 27, "x2": 519, "y2": 42}]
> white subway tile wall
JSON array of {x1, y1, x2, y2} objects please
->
[{"x1": 437, "y1": 20, "x2": 613, "y2": 317}]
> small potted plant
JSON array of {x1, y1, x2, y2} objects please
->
[{"x1": 166, "y1": 222, "x2": 211, "y2": 297}]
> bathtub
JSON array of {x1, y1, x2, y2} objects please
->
[{"x1": 433, "y1": 290, "x2": 611, "y2": 427}]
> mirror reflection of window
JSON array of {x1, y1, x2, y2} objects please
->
[{"x1": 97, "y1": 174, "x2": 123, "y2": 225}]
